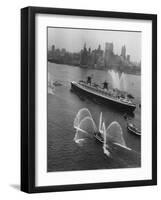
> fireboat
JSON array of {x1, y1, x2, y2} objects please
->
[{"x1": 94, "y1": 131, "x2": 104, "y2": 143}]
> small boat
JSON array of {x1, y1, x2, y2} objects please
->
[
  {"x1": 127, "y1": 93, "x2": 134, "y2": 99},
  {"x1": 127, "y1": 123, "x2": 141, "y2": 136},
  {"x1": 94, "y1": 132, "x2": 104, "y2": 143},
  {"x1": 53, "y1": 80, "x2": 62, "y2": 86}
]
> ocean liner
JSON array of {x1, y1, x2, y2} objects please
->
[{"x1": 71, "y1": 80, "x2": 136, "y2": 112}]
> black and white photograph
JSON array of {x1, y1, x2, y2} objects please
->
[
  {"x1": 20, "y1": 6, "x2": 157, "y2": 193},
  {"x1": 47, "y1": 27, "x2": 141, "y2": 172}
]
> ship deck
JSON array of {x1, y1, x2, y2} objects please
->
[{"x1": 71, "y1": 81, "x2": 136, "y2": 109}]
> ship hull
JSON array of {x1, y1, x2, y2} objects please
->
[
  {"x1": 71, "y1": 82, "x2": 136, "y2": 113},
  {"x1": 127, "y1": 126, "x2": 141, "y2": 136}
]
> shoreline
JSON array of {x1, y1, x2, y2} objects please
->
[{"x1": 48, "y1": 61, "x2": 141, "y2": 76}]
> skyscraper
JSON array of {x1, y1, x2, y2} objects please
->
[
  {"x1": 121, "y1": 45, "x2": 126, "y2": 59},
  {"x1": 127, "y1": 54, "x2": 130, "y2": 62},
  {"x1": 52, "y1": 45, "x2": 55, "y2": 57},
  {"x1": 80, "y1": 43, "x2": 88, "y2": 66},
  {"x1": 104, "y1": 42, "x2": 114, "y2": 68}
]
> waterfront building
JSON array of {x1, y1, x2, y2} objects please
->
[
  {"x1": 127, "y1": 55, "x2": 130, "y2": 62},
  {"x1": 121, "y1": 45, "x2": 126, "y2": 60},
  {"x1": 80, "y1": 43, "x2": 88, "y2": 66},
  {"x1": 60, "y1": 48, "x2": 66, "y2": 57},
  {"x1": 95, "y1": 45, "x2": 104, "y2": 68},
  {"x1": 52, "y1": 45, "x2": 55, "y2": 57},
  {"x1": 104, "y1": 42, "x2": 114, "y2": 68},
  {"x1": 47, "y1": 42, "x2": 139, "y2": 74}
]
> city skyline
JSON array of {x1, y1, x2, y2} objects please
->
[{"x1": 48, "y1": 27, "x2": 141, "y2": 62}]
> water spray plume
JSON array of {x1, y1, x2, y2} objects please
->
[
  {"x1": 99, "y1": 112, "x2": 102, "y2": 133},
  {"x1": 108, "y1": 70, "x2": 127, "y2": 91},
  {"x1": 73, "y1": 108, "x2": 128, "y2": 154}
]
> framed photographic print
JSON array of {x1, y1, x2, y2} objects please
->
[{"x1": 21, "y1": 6, "x2": 157, "y2": 193}]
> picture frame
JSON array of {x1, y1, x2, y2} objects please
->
[{"x1": 21, "y1": 6, "x2": 157, "y2": 193}]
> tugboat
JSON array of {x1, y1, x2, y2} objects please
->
[
  {"x1": 71, "y1": 79, "x2": 136, "y2": 112},
  {"x1": 94, "y1": 112, "x2": 105, "y2": 143},
  {"x1": 127, "y1": 123, "x2": 141, "y2": 136},
  {"x1": 94, "y1": 131, "x2": 104, "y2": 143}
]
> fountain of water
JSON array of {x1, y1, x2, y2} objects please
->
[
  {"x1": 108, "y1": 70, "x2": 127, "y2": 91},
  {"x1": 106, "y1": 121, "x2": 127, "y2": 148},
  {"x1": 120, "y1": 73, "x2": 127, "y2": 91},
  {"x1": 73, "y1": 108, "x2": 97, "y2": 145},
  {"x1": 73, "y1": 108, "x2": 129, "y2": 154},
  {"x1": 98, "y1": 112, "x2": 127, "y2": 156},
  {"x1": 48, "y1": 72, "x2": 55, "y2": 95},
  {"x1": 102, "y1": 122, "x2": 111, "y2": 156}
]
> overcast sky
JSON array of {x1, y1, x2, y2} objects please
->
[{"x1": 48, "y1": 27, "x2": 141, "y2": 62}]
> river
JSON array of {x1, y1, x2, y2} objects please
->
[{"x1": 47, "y1": 62, "x2": 141, "y2": 172}]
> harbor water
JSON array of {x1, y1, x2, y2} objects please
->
[{"x1": 47, "y1": 62, "x2": 141, "y2": 172}]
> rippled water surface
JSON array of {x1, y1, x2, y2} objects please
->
[{"x1": 47, "y1": 62, "x2": 141, "y2": 172}]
